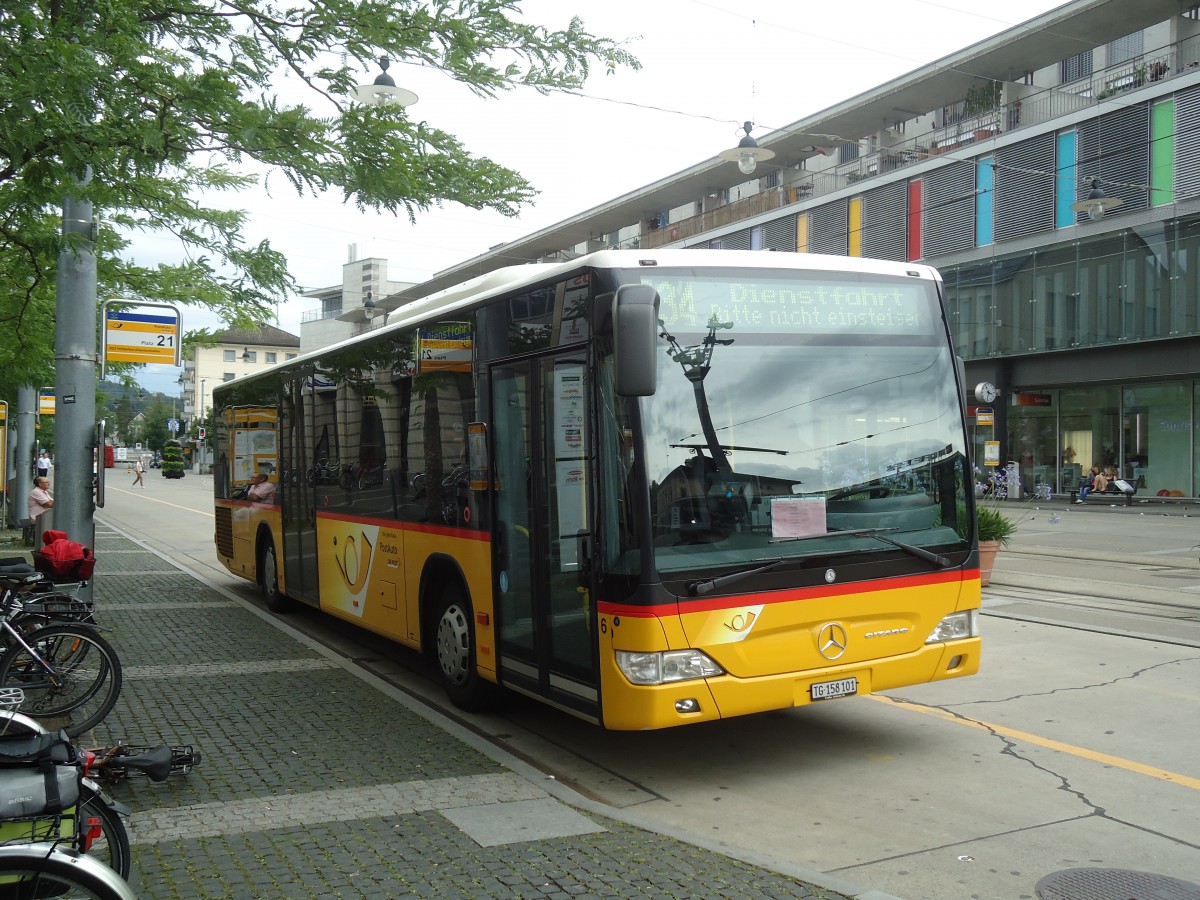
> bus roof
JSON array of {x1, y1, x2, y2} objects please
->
[
  {"x1": 387, "y1": 249, "x2": 940, "y2": 330},
  {"x1": 216, "y1": 250, "x2": 942, "y2": 392}
]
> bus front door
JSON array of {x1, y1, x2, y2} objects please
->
[{"x1": 491, "y1": 354, "x2": 598, "y2": 720}]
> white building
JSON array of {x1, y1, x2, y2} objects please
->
[
  {"x1": 181, "y1": 324, "x2": 300, "y2": 428},
  {"x1": 299, "y1": 246, "x2": 413, "y2": 353}
]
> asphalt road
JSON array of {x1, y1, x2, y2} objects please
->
[{"x1": 94, "y1": 475, "x2": 1200, "y2": 899}]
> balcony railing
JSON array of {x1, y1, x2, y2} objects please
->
[
  {"x1": 638, "y1": 33, "x2": 1197, "y2": 249},
  {"x1": 301, "y1": 304, "x2": 342, "y2": 323}
]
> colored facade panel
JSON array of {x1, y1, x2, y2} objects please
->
[
  {"x1": 976, "y1": 156, "x2": 994, "y2": 246},
  {"x1": 796, "y1": 213, "x2": 808, "y2": 253},
  {"x1": 848, "y1": 197, "x2": 862, "y2": 257},
  {"x1": 907, "y1": 180, "x2": 922, "y2": 261},
  {"x1": 1151, "y1": 99, "x2": 1174, "y2": 207},
  {"x1": 1055, "y1": 131, "x2": 1078, "y2": 228}
]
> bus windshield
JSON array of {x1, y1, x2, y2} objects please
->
[{"x1": 632, "y1": 267, "x2": 971, "y2": 577}]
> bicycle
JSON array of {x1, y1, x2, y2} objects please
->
[
  {"x1": 0, "y1": 693, "x2": 132, "y2": 883},
  {"x1": 0, "y1": 701, "x2": 200, "y2": 884},
  {"x1": 82, "y1": 743, "x2": 200, "y2": 785},
  {"x1": 0, "y1": 843, "x2": 135, "y2": 899},
  {"x1": 0, "y1": 566, "x2": 122, "y2": 738},
  {"x1": 8, "y1": 583, "x2": 95, "y2": 632},
  {"x1": 410, "y1": 464, "x2": 470, "y2": 525}
]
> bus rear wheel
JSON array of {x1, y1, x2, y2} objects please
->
[
  {"x1": 433, "y1": 585, "x2": 491, "y2": 711},
  {"x1": 259, "y1": 539, "x2": 290, "y2": 613}
]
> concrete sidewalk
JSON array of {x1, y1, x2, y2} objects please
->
[{"x1": 84, "y1": 519, "x2": 868, "y2": 899}]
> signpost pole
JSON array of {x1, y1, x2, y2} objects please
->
[
  {"x1": 0, "y1": 402, "x2": 7, "y2": 530},
  {"x1": 55, "y1": 192, "x2": 97, "y2": 580},
  {"x1": 14, "y1": 387, "x2": 35, "y2": 531}
]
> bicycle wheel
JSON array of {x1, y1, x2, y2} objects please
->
[
  {"x1": 0, "y1": 626, "x2": 123, "y2": 737},
  {"x1": 0, "y1": 843, "x2": 135, "y2": 899},
  {"x1": 76, "y1": 787, "x2": 130, "y2": 880}
]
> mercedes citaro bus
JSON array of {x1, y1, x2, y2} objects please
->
[{"x1": 211, "y1": 250, "x2": 981, "y2": 729}]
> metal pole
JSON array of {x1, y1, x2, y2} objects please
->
[
  {"x1": 13, "y1": 386, "x2": 36, "y2": 531},
  {"x1": 199, "y1": 378, "x2": 206, "y2": 473},
  {"x1": 54, "y1": 186, "x2": 98, "y2": 590}
]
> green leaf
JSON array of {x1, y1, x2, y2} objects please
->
[{"x1": 0, "y1": 1, "x2": 640, "y2": 384}]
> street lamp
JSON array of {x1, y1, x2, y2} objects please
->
[
  {"x1": 353, "y1": 57, "x2": 418, "y2": 107},
  {"x1": 1070, "y1": 178, "x2": 1124, "y2": 221},
  {"x1": 719, "y1": 121, "x2": 775, "y2": 176}
]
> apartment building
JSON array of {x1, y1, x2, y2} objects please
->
[
  {"x1": 181, "y1": 325, "x2": 300, "y2": 429},
  {"x1": 299, "y1": 247, "x2": 414, "y2": 354},
  {"x1": 388, "y1": 0, "x2": 1200, "y2": 499}
]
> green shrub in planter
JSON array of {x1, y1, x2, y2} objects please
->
[
  {"x1": 161, "y1": 439, "x2": 186, "y2": 479},
  {"x1": 975, "y1": 505, "x2": 1016, "y2": 546}
]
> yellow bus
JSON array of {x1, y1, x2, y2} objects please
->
[{"x1": 212, "y1": 249, "x2": 981, "y2": 730}]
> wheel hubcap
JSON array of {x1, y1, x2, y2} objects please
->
[
  {"x1": 263, "y1": 549, "x2": 276, "y2": 594},
  {"x1": 436, "y1": 604, "x2": 470, "y2": 685}
]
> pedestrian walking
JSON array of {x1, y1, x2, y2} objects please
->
[
  {"x1": 35, "y1": 450, "x2": 50, "y2": 481},
  {"x1": 133, "y1": 456, "x2": 146, "y2": 487}
]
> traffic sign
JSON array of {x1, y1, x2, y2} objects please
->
[{"x1": 101, "y1": 302, "x2": 183, "y2": 370}]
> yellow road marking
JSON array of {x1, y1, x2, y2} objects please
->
[
  {"x1": 871, "y1": 694, "x2": 1200, "y2": 790},
  {"x1": 107, "y1": 485, "x2": 214, "y2": 518}
]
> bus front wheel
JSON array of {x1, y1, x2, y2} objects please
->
[{"x1": 433, "y1": 585, "x2": 491, "y2": 711}]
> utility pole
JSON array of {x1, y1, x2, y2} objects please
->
[
  {"x1": 54, "y1": 182, "x2": 98, "y2": 586},
  {"x1": 13, "y1": 386, "x2": 35, "y2": 530}
]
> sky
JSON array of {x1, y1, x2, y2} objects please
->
[{"x1": 130, "y1": 0, "x2": 1067, "y2": 395}]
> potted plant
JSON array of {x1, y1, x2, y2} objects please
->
[
  {"x1": 965, "y1": 468, "x2": 1052, "y2": 585},
  {"x1": 975, "y1": 505, "x2": 1015, "y2": 586},
  {"x1": 962, "y1": 80, "x2": 1001, "y2": 119}
]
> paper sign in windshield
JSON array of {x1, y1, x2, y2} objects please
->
[{"x1": 771, "y1": 498, "x2": 827, "y2": 539}]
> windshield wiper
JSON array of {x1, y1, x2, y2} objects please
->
[
  {"x1": 686, "y1": 528, "x2": 847, "y2": 596},
  {"x1": 687, "y1": 558, "x2": 791, "y2": 596},
  {"x1": 840, "y1": 527, "x2": 950, "y2": 568},
  {"x1": 775, "y1": 526, "x2": 951, "y2": 569},
  {"x1": 686, "y1": 527, "x2": 952, "y2": 597}
]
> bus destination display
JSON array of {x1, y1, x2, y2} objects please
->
[{"x1": 646, "y1": 275, "x2": 929, "y2": 334}]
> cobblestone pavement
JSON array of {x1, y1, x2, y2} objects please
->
[{"x1": 81, "y1": 522, "x2": 861, "y2": 900}]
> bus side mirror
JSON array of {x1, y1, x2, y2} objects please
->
[{"x1": 614, "y1": 284, "x2": 659, "y2": 397}]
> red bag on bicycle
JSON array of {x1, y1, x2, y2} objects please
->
[{"x1": 34, "y1": 531, "x2": 96, "y2": 582}]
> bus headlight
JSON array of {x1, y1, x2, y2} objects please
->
[
  {"x1": 925, "y1": 610, "x2": 979, "y2": 644},
  {"x1": 615, "y1": 649, "x2": 724, "y2": 685}
]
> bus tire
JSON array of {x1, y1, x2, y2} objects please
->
[
  {"x1": 259, "y1": 537, "x2": 291, "y2": 613},
  {"x1": 433, "y1": 584, "x2": 491, "y2": 711}
]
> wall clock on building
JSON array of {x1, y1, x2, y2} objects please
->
[{"x1": 974, "y1": 382, "x2": 999, "y2": 404}]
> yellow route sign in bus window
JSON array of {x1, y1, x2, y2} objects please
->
[{"x1": 416, "y1": 322, "x2": 472, "y2": 373}]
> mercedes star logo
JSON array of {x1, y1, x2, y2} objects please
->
[{"x1": 817, "y1": 622, "x2": 848, "y2": 660}]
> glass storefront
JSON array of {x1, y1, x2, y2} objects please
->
[
  {"x1": 996, "y1": 381, "x2": 1196, "y2": 497},
  {"x1": 947, "y1": 212, "x2": 1200, "y2": 499},
  {"x1": 943, "y1": 218, "x2": 1200, "y2": 358}
]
